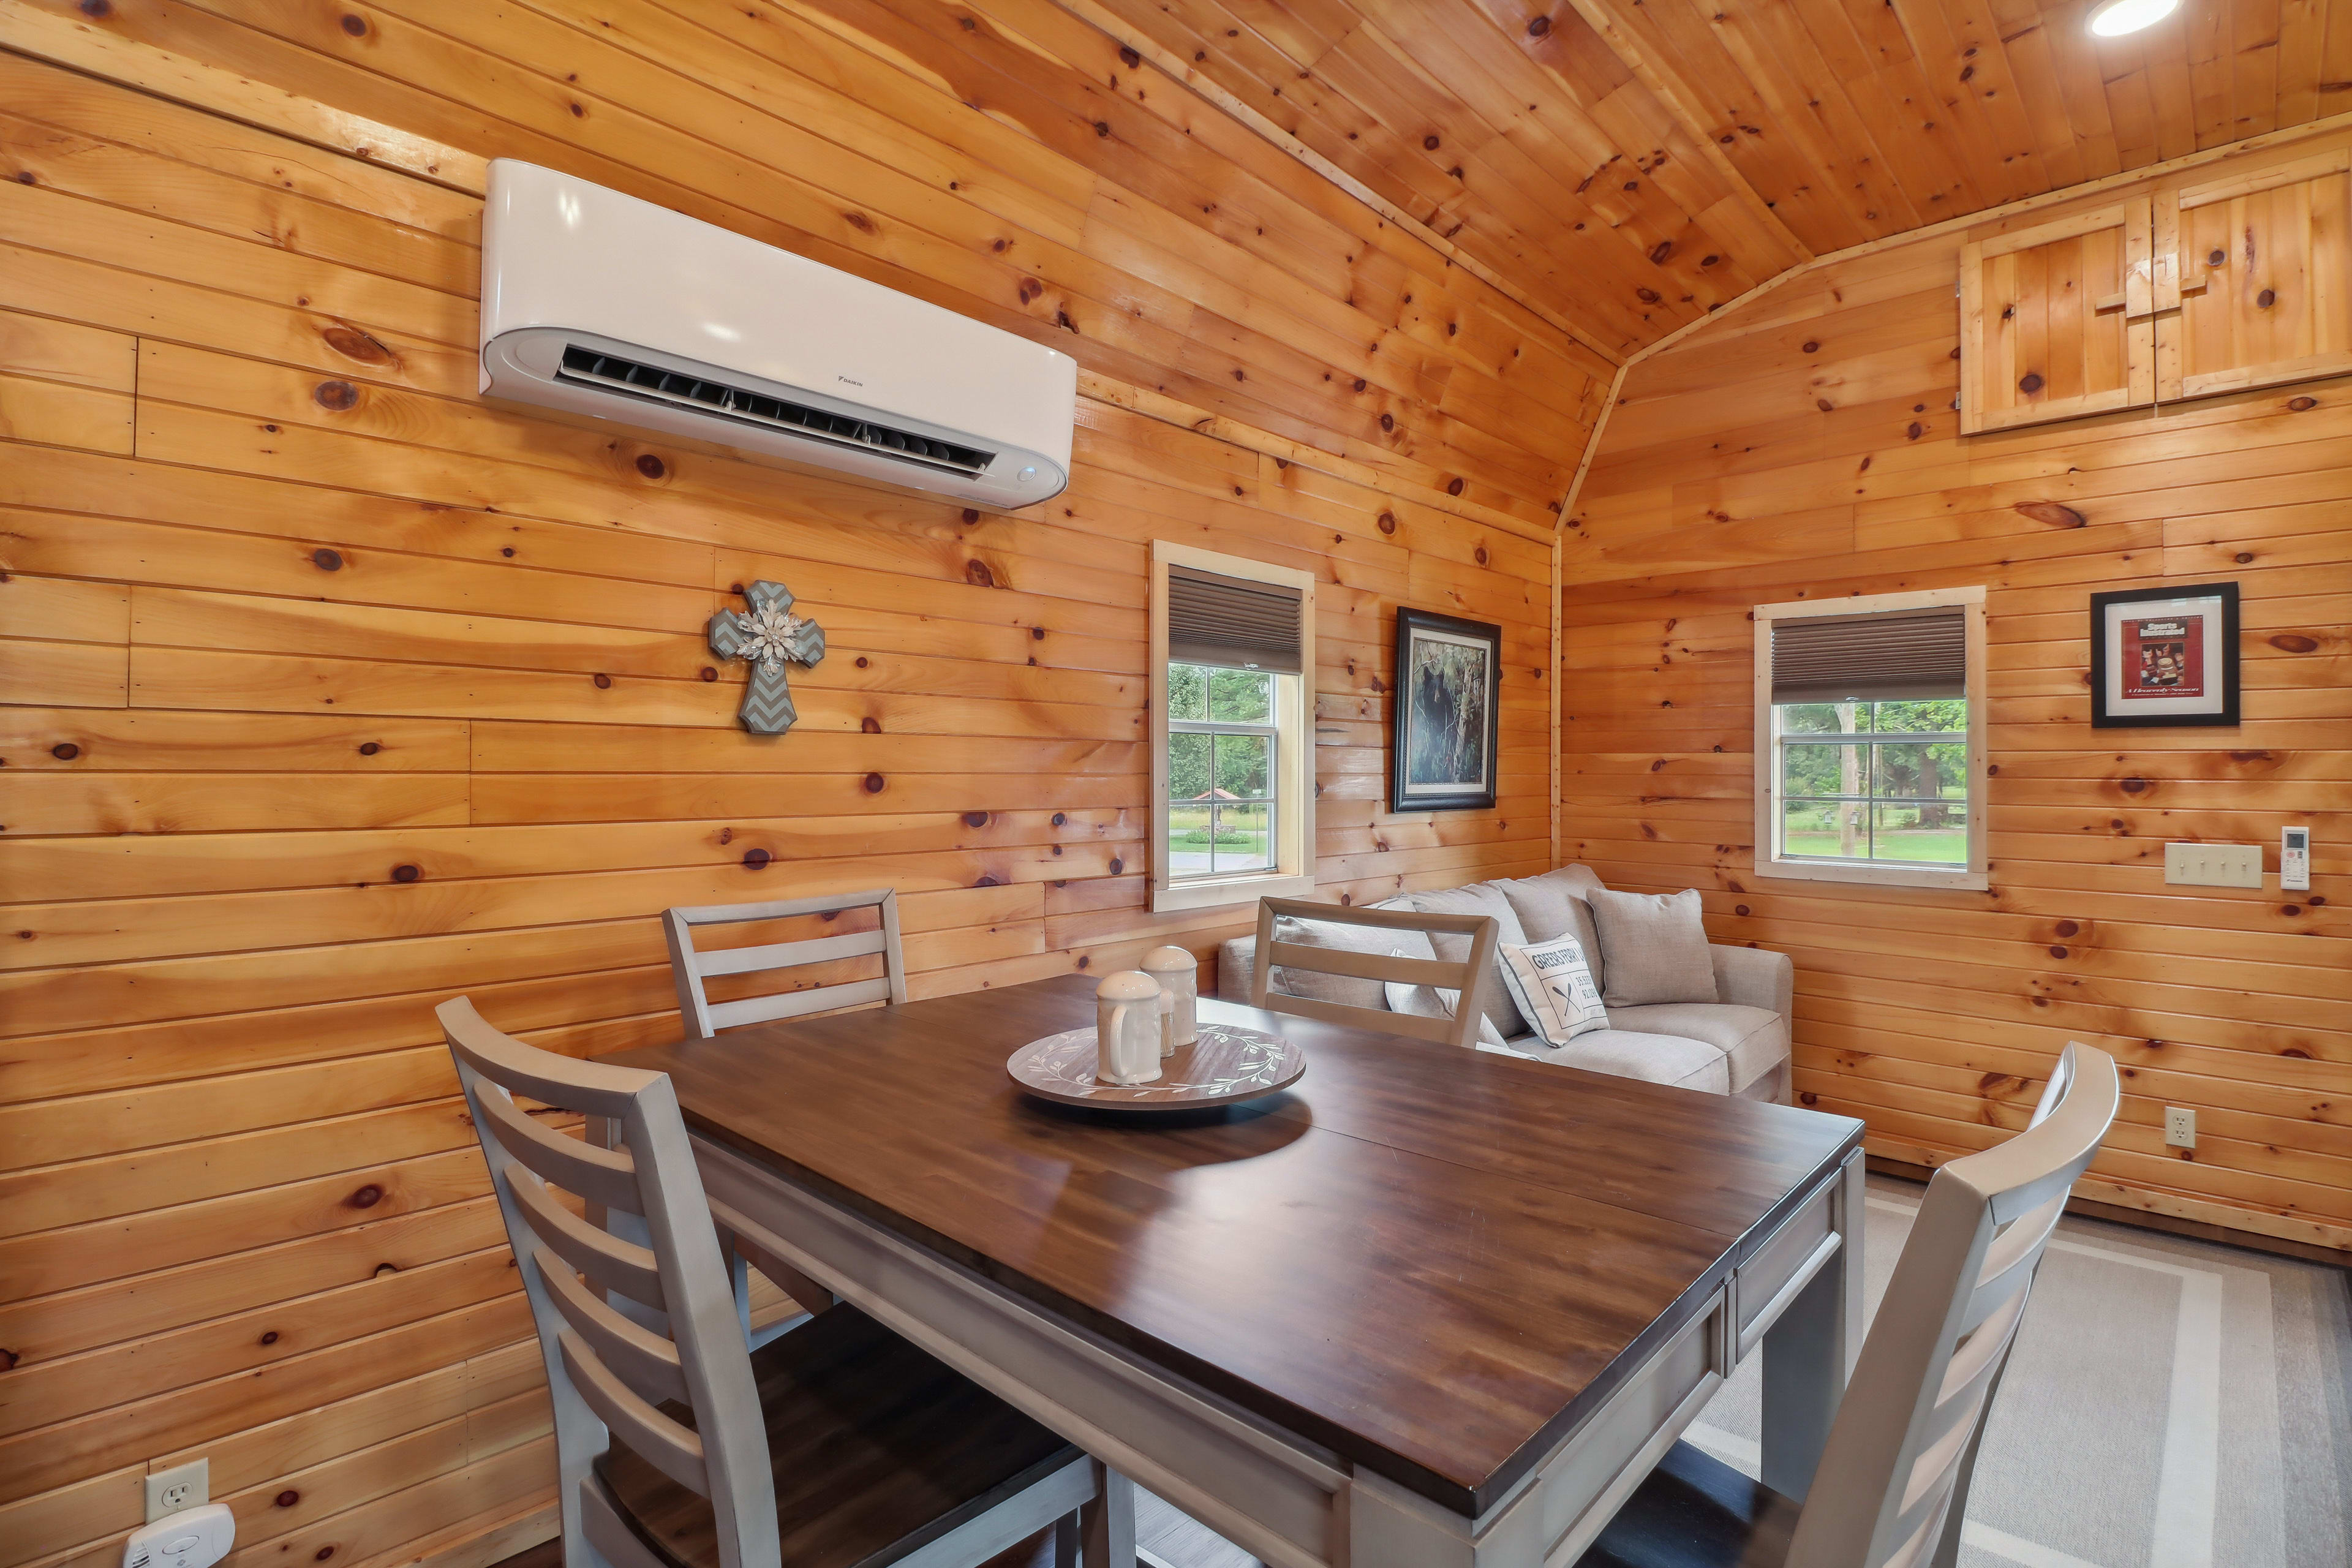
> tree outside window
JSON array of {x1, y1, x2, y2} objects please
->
[
  {"x1": 1777, "y1": 699, "x2": 1969, "y2": 866},
  {"x1": 1166, "y1": 663, "x2": 1279, "y2": 878}
]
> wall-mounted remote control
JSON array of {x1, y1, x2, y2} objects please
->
[{"x1": 2282, "y1": 827, "x2": 2311, "y2": 893}]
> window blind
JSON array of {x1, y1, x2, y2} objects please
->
[
  {"x1": 1167, "y1": 564, "x2": 1303, "y2": 674},
  {"x1": 1771, "y1": 606, "x2": 1966, "y2": 704}
]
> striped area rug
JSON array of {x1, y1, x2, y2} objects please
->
[{"x1": 1136, "y1": 1174, "x2": 2352, "y2": 1568}]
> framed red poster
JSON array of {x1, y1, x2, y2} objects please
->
[{"x1": 2089, "y1": 582, "x2": 2239, "y2": 728}]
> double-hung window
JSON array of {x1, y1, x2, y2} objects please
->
[
  {"x1": 1149, "y1": 543, "x2": 1317, "y2": 913},
  {"x1": 1754, "y1": 588, "x2": 1988, "y2": 890}
]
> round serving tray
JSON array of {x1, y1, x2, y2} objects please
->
[{"x1": 1007, "y1": 1022, "x2": 1305, "y2": 1111}]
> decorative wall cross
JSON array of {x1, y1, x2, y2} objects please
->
[{"x1": 709, "y1": 579, "x2": 825, "y2": 735}]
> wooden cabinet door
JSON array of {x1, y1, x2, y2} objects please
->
[
  {"x1": 2158, "y1": 149, "x2": 2352, "y2": 401},
  {"x1": 1960, "y1": 198, "x2": 2154, "y2": 434}
]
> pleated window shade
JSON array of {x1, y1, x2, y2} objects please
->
[
  {"x1": 1167, "y1": 564, "x2": 1303, "y2": 674},
  {"x1": 1771, "y1": 606, "x2": 1967, "y2": 704}
]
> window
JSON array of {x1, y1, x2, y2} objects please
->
[
  {"x1": 1150, "y1": 542, "x2": 1316, "y2": 913},
  {"x1": 1754, "y1": 588, "x2": 1987, "y2": 890}
]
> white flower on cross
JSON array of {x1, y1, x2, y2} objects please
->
[{"x1": 734, "y1": 595, "x2": 812, "y2": 668}]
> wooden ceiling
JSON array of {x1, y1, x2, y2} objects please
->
[{"x1": 1091, "y1": 0, "x2": 2352, "y2": 357}]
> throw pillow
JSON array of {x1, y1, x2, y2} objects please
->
[
  {"x1": 1496, "y1": 935, "x2": 1609, "y2": 1046},
  {"x1": 1488, "y1": 867, "x2": 1609, "y2": 1003},
  {"x1": 1393, "y1": 882, "x2": 1531, "y2": 1038},
  {"x1": 1383, "y1": 962, "x2": 1510, "y2": 1049},
  {"x1": 1585, "y1": 887, "x2": 1719, "y2": 1008}
]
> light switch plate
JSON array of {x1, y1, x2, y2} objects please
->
[{"x1": 2164, "y1": 842, "x2": 2262, "y2": 888}]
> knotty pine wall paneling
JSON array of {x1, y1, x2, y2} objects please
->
[
  {"x1": 1564, "y1": 125, "x2": 2352, "y2": 1258},
  {"x1": 0, "y1": 4, "x2": 1589, "y2": 1563}
]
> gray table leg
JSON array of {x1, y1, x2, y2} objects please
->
[
  {"x1": 1760, "y1": 1150, "x2": 1865, "y2": 1501},
  {"x1": 1081, "y1": 1460, "x2": 1137, "y2": 1568}
]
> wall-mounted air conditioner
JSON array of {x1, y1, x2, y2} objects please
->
[{"x1": 478, "y1": 160, "x2": 1077, "y2": 508}]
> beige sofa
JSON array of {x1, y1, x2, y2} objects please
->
[{"x1": 1216, "y1": 864, "x2": 1793, "y2": 1101}]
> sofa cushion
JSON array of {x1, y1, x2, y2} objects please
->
[
  {"x1": 1264, "y1": 913, "x2": 1416, "y2": 1010},
  {"x1": 1391, "y1": 882, "x2": 1530, "y2": 1038},
  {"x1": 1488, "y1": 867, "x2": 1608, "y2": 1003},
  {"x1": 1493, "y1": 1029, "x2": 1730, "y2": 1094},
  {"x1": 1608, "y1": 1003, "x2": 1786, "y2": 1096},
  {"x1": 1586, "y1": 887, "x2": 1719, "y2": 1008}
]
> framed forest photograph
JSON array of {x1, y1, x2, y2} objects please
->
[{"x1": 1391, "y1": 608, "x2": 1501, "y2": 812}]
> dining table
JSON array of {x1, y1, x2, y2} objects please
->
[{"x1": 606, "y1": 973, "x2": 1865, "y2": 1568}]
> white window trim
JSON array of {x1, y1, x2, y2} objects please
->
[
  {"x1": 1149, "y1": 540, "x2": 1317, "y2": 913},
  {"x1": 1752, "y1": 586, "x2": 1989, "y2": 892}
]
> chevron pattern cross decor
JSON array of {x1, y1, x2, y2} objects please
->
[{"x1": 709, "y1": 579, "x2": 826, "y2": 735}]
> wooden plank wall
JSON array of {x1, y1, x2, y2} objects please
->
[
  {"x1": 0, "y1": 0, "x2": 1599, "y2": 1561},
  {"x1": 1564, "y1": 125, "x2": 2351, "y2": 1257}
]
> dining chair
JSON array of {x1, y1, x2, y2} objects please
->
[
  {"x1": 438, "y1": 997, "x2": 1133, "y2": 1568},
  {"x1": 1247, "y1": 896, "x2": 1501, "y2": 1050},
  {"x1": 1578, "y1": 1041, "x2": 2120, "y2": 1568},
  {"x1": 665, "y1": 889, "x2": 907, "y2": 1039}
]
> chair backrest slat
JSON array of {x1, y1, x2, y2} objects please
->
[
  {"x1": 471, "y1": 1079, "x2": 643, "y2": 1215},
  {"x1": 1785, "y1": 1042, "x2": 2119, "y2": 1568},
  {"x1": 540, "y1": 1258, "x2": 691, "y2": 1406},
  {"x1": 704, "y1": 974, "x2": 894, "y2": 1032},
  {"x1": 1251, "y1": 987, "x2": 1463, "y2": 1045},
  {"x1": 691, "y1": 927, "x2": 887, "y2": 979},
  {"x1": 1248, "y1": 896, "x2": 1500, "y2": 1051},
  {"x1": 559, "y1": 1330, "x2": 710, "y2": 1493},
  {"x1": 440, "y1": 997, "x2": 780, "y2": 1568},
  {"x1": 666, "y1": 891, "x2": 907, "y2": 1037},
  {"x1": 506, "y1": 1162, "x2": 669, "y2": 1310}
]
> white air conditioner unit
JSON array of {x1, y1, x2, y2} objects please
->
[{"x1": 478, "y1": 160, "x2": 1077, "y2": 509}]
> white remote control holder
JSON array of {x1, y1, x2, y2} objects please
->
[{"x1": 2281, "y1": 827, "x2": 2311, "y2": 893}]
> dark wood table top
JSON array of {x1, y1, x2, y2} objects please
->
[{"x1": 608, "y1": 974, "x2": 1861, "y2": 1517}]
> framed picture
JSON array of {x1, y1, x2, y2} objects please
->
[
  {"x1": 2090, "y1": 582, "x2": 2239, "y2": 728},
  {"x1": 1390, "y1": 608, "x2": 1501, "y2": 811}
]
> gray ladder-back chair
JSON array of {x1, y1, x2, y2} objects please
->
[
  {"x1": 665, "y1": 891, "x2": 907, "y2": 1039},
  {"x1": 1581, "y1": 1041, "x2": 2121, "y2": 1568},
  {"x1": 439, "y1": 998, "x2": 1132, "y2": 1568},
  {"x1": 1248, "y1": 897, "x2": 1501, "y2": 1050}
]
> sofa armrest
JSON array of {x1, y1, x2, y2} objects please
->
[
  {"x1": 1710, "y1": 944, "x2": 1792, "y2": 1023},
  {"x1": 1217, "y1": 936, "x2": 1257, "y2": 1003}
]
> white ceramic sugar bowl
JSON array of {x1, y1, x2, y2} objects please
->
[
  {"x1": 1093, "y1": 971, "x2": 1164, "y2": 1086},
  {"x1": 1140, "y1": 945, "x2": 1197, "y2": 1055}
]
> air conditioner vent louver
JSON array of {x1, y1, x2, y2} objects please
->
[{"x1": 555, "y1": 345, "x2": 996, "y2": 478}]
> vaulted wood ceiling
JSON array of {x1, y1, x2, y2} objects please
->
[{"x1": 1092, "y1": 0, "x2": 2352, "y2": 357}]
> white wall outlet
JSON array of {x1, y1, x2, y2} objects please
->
[
  {"x1": 2282, "y1": 827, "x2": 2311, "y2": 892},
  {"x1": 2165, "y1": 1107, "x2": 2196, "y2": 1150},
  {"x1": 2163, "y1": 842, "x2": 2262, "y2": 888},
  {"x1": 124, "y1": 1502, "x2": 233, "y2": 1568},
  {"x1": 144, "y1": 1460, "x2": 208, "y2": 1523}
]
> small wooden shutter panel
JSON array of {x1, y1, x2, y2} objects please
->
[
  {"x1": 1960, "y1": 198, "x2": 2154, "y2": 434},
  {"x1": 2158, "y1": 148, "x2": 2352, "y2": 402}
]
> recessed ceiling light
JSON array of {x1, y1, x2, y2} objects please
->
[{"x1": 2088, "y1": 0, "x2": 2180, "y2": 36}]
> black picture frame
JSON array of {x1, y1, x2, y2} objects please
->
[
  {"x1": 1390, "y1": 607, "x2": 1502, "y2": 812},
  {"x1": 2089, "y1": 581, "x2": 2240, "y2": 728}
]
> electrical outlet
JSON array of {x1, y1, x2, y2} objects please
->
[
  {"x1": 2164, "y1": 1107, "x2": 2196, "y2": 1150},
  {"x1": 145, "y1": 1460, "x2": 208, "y2": 1523},
  {"x1": 2163, "y1": 842, "x2": 2262, "y2": 888}
]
